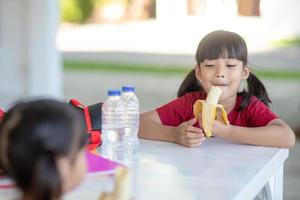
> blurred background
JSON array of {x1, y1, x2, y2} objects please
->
[{"x1": 0, "y1": 0, "x2": 299, "y2": 199}]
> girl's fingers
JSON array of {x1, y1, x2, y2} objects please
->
[
  {"x1": 185, "y1": 117, "x2": 198, "y2": 125},
  {"x1": 186, "y1": 139, "x2": 206, "y2": 147},
  {"x1": 186, "y1": 125, "x2": 203, "y2": 134},
  {"x1": 216, "y1": 112, "x2": 223, "y2": 121},
  {"x1": 198, "y1": 114, "x2": 203, "y2": 130},
  {"x1": 186, "y1": 131, "x2": 205, "y2": 139},
  {"x1": 186, "y1": 138, "x2": 205, "y2": 145},
  {"x1": 189, "y1": 143, "x2": 202, "y2": 148}
]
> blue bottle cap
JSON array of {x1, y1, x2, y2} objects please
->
[
  {"x1": 122, "y1": 85, "x2": 135, "y2": 92},
  {"x1": 107, "y1": 90, "x2": 121, "y2": 96}
]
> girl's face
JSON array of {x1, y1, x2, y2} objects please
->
[
  {"x1": 58, "y1": 149, "x2": 87, "y2": 193},
  {"x1": 195, "y1": 57, "x2": 249, "y2": 102}
]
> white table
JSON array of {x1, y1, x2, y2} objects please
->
[{"x1": 65, "y1": 138, "x2": 289, "y2": 200}]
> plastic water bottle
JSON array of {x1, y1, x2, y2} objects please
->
[
  {"x1": 121, "y1": 85, "x2": 139, "y2": 166},
  {"x1": 101, "y1": 90, "x2": 126, "y2": 164}
]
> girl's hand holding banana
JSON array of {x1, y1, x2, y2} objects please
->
[
  {"x1": 207, "y1": 114, "x2": 232, "y2": 138},
  {"x1": 174, "y1": 117, "x2": 206, "y2": 147}
]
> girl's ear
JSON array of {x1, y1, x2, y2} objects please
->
[
  {"x1": 195, "y1": 64, "x2": 201, "y2": 80},
  {"x1": 242, "y1": 66, "x2": 250, "y2": 80}
]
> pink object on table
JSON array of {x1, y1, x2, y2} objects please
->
[{"x1": 85, "y1": 151, "x2": 123, "y2": 175}]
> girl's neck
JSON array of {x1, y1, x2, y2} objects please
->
[{"x1": 218, "y1": 94, "x2": 237, "y2": 114}]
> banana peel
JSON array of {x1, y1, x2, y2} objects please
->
[{"x1": 193, "y1": 86, "x2": 229, "y2": 137}]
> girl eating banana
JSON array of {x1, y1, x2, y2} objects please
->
[{"x1": 138, "y1": 30, "x2": 295, "y2": 148}]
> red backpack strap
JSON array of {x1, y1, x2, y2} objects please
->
[
  {"x1": 0, "y1": 108, "x2": 4, "y2": 122},
  {"x1": 69, "y1": 99, "x2": 93, "y2": 132},
  {"x1": 69, "y1": 99, "x2": 101, "y2": 151}
]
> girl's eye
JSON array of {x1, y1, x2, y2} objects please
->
[
  {"x1": 205, "y1": 64, "x2": 214, "y2": 67},
  {"x1": 227, "y1": 64, "x2": 236, "y2": 67}
]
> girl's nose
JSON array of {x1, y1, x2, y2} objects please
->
[{"x1": 215, "y1": 65, "x2": 225, "y2": 78}]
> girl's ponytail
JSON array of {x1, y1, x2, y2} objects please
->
[
  {"x1": 177, "y1": 69, "x2": 204, "y2": 97},
  {"x1": 238, "y1": 72, "x2": 271, "y2": 110},
  {"x1": 30, "y1": 153, "x2": 62, "y2": 200}
]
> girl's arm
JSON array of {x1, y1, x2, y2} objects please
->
[
  {"x1": 139, "y1": 111, "x2": 205, "y2": 147},
  {"x1": 138, "y1": 111, "x2": 177, "y2": 142},
  {"x1": 213, "y1": 119, "x2": 295, "y2": 148}
]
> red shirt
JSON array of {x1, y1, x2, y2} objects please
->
[{"x1": 157, "y1": 92, "x2": 278, "y2": 127}]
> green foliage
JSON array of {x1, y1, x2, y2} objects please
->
[
  {"x1": 64, "y1": 60, "x2": 189, "y2": 74},
  {"x1": 272, "y1": 37, "x2": 300, "y2": 47},
  {"x1": 253, "y1": 69, "x2": 300, "y2": 80},
  {"x1": 64, "y1": 60, "x2": 300, "y2": 80},
  {"x1": 61, "y1": 0, "x2": 95, "y2": 23},
  {"x1": 96, "y1": 0, "x2": 129, "y2": 5}
]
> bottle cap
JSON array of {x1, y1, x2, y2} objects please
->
[
  {"x1": 122, "y1": 85, "x2": 135, "y2": 92},
  {"x1": 108, "y1": 90, "x2": 121, "y2": 96}
]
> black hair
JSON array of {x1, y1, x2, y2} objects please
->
[
  {"x1": 0, "y1": 99, "x2": 87, "y2": 200},
  {"x1": 177, "y1": 30, "x2": 271, "y2": 110}
]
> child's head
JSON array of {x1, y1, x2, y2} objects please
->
[
  {"x1": 0, "y1": 99, "x2": 87, "y2": 200},
  {"x1": 178, "y1": 30, "x2": 271, "y2": 109},
  {"x1": 195, "y1": 30, "x2": 250, "y2": 102}
]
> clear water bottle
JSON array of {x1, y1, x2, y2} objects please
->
[
  {"x1": 121, "y1": 85, "x2": 139, "y2": 166},
  {"x1": 101, "y1": 90, "x2": 126, "y2": 164}
]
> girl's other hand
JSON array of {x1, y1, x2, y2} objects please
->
[
  {"x1": 211, "y1": 112, "x2": 232, "y2": 138},
  {"x1": 175, "y1": 117, "x2": 205, "y2": 147},
  {"x1": 198, "y1": 112, "x2": 231, "y2": 138}
]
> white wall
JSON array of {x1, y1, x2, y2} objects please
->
[
  {"x1": 0, "y1": 0, "x2": 62, "y2": 109},
  {"x1": 260, "y1": 0, "x2": 300, "y2": 37},
  {"x1": 155, "y1": 0, "x2": 300, "y2": 36},
  {"x1": 156, "y1": 0, "x2": 187, "y2": 21}
]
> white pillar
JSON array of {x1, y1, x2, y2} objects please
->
[
  {"x1": 0, "y1": 0, "x2": 62, "y2": 108},
  {"x1": 156, "y1": 0, "x2": 187, "y2": 21},
  {"x1": 27, "y1": 0, "x2": 62, "y2": 98},
  {"x1": 0, "y1": 0, "x2": 27, "y2": 108}
]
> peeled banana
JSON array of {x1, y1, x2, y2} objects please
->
[
  {"x1": 100, "y1": 167, "x2": 131, "y2": 200},
  {"x1": 193, "y1": 86, "x2": 229, "y2": 137}
]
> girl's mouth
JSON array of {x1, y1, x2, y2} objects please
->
[{"x1": 213, "y1": 84, "x2": 228, "y2": 87}]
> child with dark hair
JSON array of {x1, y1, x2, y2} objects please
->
[
  {"x1": 0, "y1": 99, "x2": 87, "y2": 200},
  {"x1": 139, "y1": 30, "x2": 295, "y2": 148}
]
